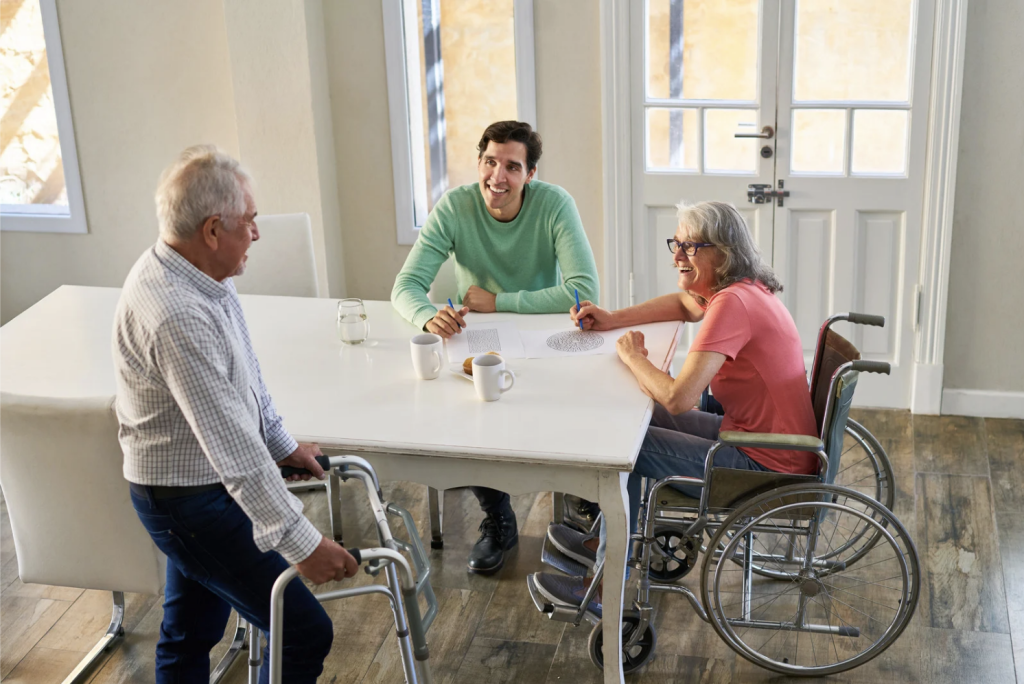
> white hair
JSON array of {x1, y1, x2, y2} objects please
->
[
  {"x1": 155, "y1": 145, "x2": 252, "y2": 242},
  {"x1": 676, "y1": 200, "x2": 783, "y2": 294}
]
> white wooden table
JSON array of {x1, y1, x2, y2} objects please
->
[{"x1": 0, "y1": 285, "x2": 681, "y2": 682}]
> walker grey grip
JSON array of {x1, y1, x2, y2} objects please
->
[
  {"x1": 347, "y1": 547, "x2": 362, "y2": 565},
  {"x1": 851, "y1": 360, "x2": 891, "y2": 375},
  {"x1": 279, "y1": 455, "x2": 332, "y2": 478},
  {"x1": 846, "y1": 313, "x2": 885, "y2": 327}
]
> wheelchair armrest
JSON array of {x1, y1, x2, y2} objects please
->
[{"x1": 717, "y1": 431, "x2": 824, "y2": 452}]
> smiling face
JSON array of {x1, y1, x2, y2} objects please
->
[
  {"x1": 220, "y1": 183, "x2": 259, "y2": 278},
  {"x1": 673, "y1": 223, "x2": 722, "y2": 298},
  {"x1": 477, "y1": 140, "x2": 536, "y2": 221}
]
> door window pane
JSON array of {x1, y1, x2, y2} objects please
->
[
  {"x1": 704, "y1": 109, "x2": 757, "y2": 173},
  {"x1": 0, "y1": 0, "x2": 67, "y2": 207},
  {"x1": 793, "y1": 0, "x2": 913, "y2": 103},
  {"x1": 851, "y1": 109, "x2": 908, "y2": 175},
  {"x1": 791, "y1": 109, "x2": 846, "y2": 174},
  {"x1": 647, "y1": 108, "x2": 699, "y2": 171},
  {"x1": 647, "y1": 0, "x2": 759, "y2": 101}
]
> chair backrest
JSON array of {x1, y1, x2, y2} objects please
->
[
  {"x1": 427, "y1": 256, "x2": 458, "y2": 305},
  {"x1": 819, "y1": 370, "x2": 860, "y2": 485},
  {"x1": 234, "y1": 212, "x2": 320, "y2": 298},
  {"x1": 0, "y1": 393, "x2": 166, "y2": 594},
  {"x1": 809, "y1": 329, "x2": 861, "y2": 435}
]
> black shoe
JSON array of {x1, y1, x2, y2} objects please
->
[{"x1": 467, "y1": 508, "x2": 518, "y2": 575}]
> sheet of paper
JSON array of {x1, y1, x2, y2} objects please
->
[
  {"x1": 519, "y1": 327, "x2": 621, "y2": 359},
  {"x1": 445, "y1": 320, "x2": 526, "y2": 362}
]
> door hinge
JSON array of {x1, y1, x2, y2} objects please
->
[
  {"x1": 629, "y1": 272, "x2": 635, "y2": 307},
  {"x1": 914, "y1": 284, "x2": 923, "y2": 330}
]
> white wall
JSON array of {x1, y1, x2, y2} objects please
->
[
  {"x1": 0, "y1": 0, "x2": 240, "y2": 324},
  {"x1": 942, "y1": 0, "x2": 1024, "y2": 396}
]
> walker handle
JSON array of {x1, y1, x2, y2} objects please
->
[{"x1": 279, "y1": 455, "x2": 332, "y2": 478}]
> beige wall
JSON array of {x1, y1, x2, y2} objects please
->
[
  {"x1": 942, "y1": 0, "x2": 1024, "y2": 393},
  {"x1": 0, "y1": 0, "x2": 240, "y2": 325},
  {"x1": 321, "y1": 0, "x2": 605, "y2": 303}
]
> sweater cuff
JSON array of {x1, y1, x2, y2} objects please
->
[
  {"x1": 495, "y1": 292, "x2": 518, "y2": 312},
  {"x1": 274, "y1": 515, "x2": 323, "y2": 565},
  {"x1": 412, "y1": 305, "x2": 440, "y2": 331}
]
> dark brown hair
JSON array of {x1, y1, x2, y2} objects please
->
[{"x1": 477, "y1": 121, "x2": 543, "y2": 171}]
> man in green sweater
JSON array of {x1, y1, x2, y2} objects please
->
[{"x1": 391, "y1": 120, "x2": 599, "y2": 575}]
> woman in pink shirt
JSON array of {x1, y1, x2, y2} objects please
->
[{"x1": 534, "y1": 200, "x2": 818, "y2": 612}]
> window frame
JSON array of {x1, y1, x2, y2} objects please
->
[
  {"x1": 1, "y1": 0, "x2": 88, "y2": 234},
  {"x1": 382, "y1": 0, "x2": 536, "y2": 246}
]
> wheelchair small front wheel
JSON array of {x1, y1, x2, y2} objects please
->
[
  {"x1": 587, "y1": 611, "x2": 657, "y2": 675},
  {"x1": 648, "y1": 524, "x2": 697, "y2": 583}
]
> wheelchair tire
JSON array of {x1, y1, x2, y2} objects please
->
[
  {"x1": 648, "y1": 524, "x2": 697, "y2": 583},
  {"x1": 587, "y1": 611, "x2": 657, "y2": 675}
]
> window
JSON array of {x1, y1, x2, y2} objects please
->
[
  {"x1": 1, "y1": 0, "x2": 87, "y2": 233},
  {"x1": 383, "y1": 0, "x2": 536, "y2": 245}
]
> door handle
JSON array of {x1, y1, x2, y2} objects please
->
[{"x1": 734, "y1": 125, "x2": 774, "y2": 140}]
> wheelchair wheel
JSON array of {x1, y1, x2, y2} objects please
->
[
  {"x1": 587, "y1": 611, "x2": 657, "y2": 674},
  {"x1": 701, "y1": 484, "x2": 918, "y2": 677},
  {"x1": 648, "y1": 524, "x2": 698, "y2": 583}
]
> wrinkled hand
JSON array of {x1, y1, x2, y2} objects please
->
[
  {"x1": 463, "y1": 285, "x2": 497, "y2": 313},
  {"x1": 572, "y1": 300, "x2": 616, "y2": 331},
  {"x1": 616, "y1": 330, "x2": 649, "y2": 363},
  {"x1": 426, "y1": 305, "x2": 469, "y2": 339},
  {"x1": 296, "y1": 536, "x2": 359, "y2": 584},
  {"x1": 278, "y1": 442, "x2": 325, "y2": 482}
]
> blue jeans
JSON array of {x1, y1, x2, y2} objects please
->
[
  {"x1": 131, "y1": 486, "x2": 333, "y2": 684},
  {"x1": 597, "y1": 406, "x2": 768, "y2": 565}
]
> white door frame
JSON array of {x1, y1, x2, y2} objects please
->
[{"x1": 599, "y1": 0, "x2": 969, "y2": 413}]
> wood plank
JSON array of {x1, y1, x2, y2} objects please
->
[
  {"x1": 869, "y1": 623, "x2": 1016, "y2": 683},
  {"x1": 915, "y1": 473, "x2": 1009, "y2": 633},
  {"x1": 913, "y1": 415, "x2": 988, "y2": 476},
  {"x1": 0, "y1": 594, "x2": 73, "y2": 677},
  {"x1": 986, "y1": 417, "x2": 1024, "y2": 514},
  {"x1": 996, "y1": 512, "x2": 1024, "y2": 684},
  {"x1": 2, "y1": 646, "x2": 90, "y2": 684},
  {"x1": 850, "y1": 408, "x2": 916, "y2": 527},
  {"x1": 452, "y1": 637, "x2": 556, "y2": 684},
  {"x1": 544, "y1": 622, "x2": 604, "y2": 684},
  {"x1": 37, "y1": 590, "x2": 155, "y2": 654}
]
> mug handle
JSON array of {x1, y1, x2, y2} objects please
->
[
  {"x1": 431, "y1": 351, "x2": 442, "y2": 374},
  {"x1": 500, "y1": 370, "x2": 515, "y2": 393}
]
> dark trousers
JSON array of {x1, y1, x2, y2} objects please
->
[
  {"x1": 130, "y1": 486, "x2": 333, "y2": 684},
  {"x1": 469, "y1": 486, "x2": 512, "y2": 515}
]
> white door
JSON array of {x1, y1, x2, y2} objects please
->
[{"x1": 631, "y1": 0, "x2": 934, "y2": 408}]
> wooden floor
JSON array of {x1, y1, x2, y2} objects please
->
[{"x1": 1, "y1": 410, "x2": 1021, "y2": 683}]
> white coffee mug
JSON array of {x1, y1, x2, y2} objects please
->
[
  {"x1": 472, "y1": 354, "x2": 515, "y2": 401},
  {"x1": 410, "y1": 333, "x2": 443, "y2": 380}
]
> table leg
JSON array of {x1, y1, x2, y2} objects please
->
[{"x1": 598, "y1": 471, "x2": 629, "y2": 684}]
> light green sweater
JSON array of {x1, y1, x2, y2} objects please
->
[{"x1": 391, "y1": 180, "x2": 600, "y2": 330}]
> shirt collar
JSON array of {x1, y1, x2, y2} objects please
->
[{"x1": 155, "y1": 240, "x2": 231, "y2": 301}]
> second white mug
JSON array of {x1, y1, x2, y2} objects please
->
[
  {"x1": 472, "y1": 354, "x2": 515, "y2": 401},
  {"x1": 410, "y1": 333, "x2": 443, "y2": 380}
]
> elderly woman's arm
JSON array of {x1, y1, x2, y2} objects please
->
[{"x1": 617, "y1": 333, "x2": 726, "y2": 414}]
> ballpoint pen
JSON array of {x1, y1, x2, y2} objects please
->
[
  {"x1": 574, "y1": 289, "x2": 584, "y2": 331},
  {"x1": 448, "y1": 298, "x2": 462, "y2": 330}
]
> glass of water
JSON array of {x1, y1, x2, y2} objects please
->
[{"x1": 337, "y1": 298, "x2": 369, "y2": 345}]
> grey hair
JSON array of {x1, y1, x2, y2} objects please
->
[
  {"x1": 155, "y1": 145, "x2": 252, "y2": 242},
  {"x1": 676, "y1": 200, "x2": 783, "y2": 294}
]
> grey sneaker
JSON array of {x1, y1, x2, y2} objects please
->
[
  {"x1": 533, "y1": 572, "x2": 602, "y2": 618},
  {"x1": 547, "y1": 523, "x2": 597, "y2": 569}
]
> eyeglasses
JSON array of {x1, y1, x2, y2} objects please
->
[{"x1": 666, "y1": 239, "x2": 715, "y2": 256}]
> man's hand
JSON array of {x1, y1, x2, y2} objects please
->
[
  {"x1": 278, "y1": 442, "x2": 325, "y2": 482},
  {"x1": 425, "y1": 305, "x2": 469, "y2": 339},
  {"x1": 616, "y1": 330, "x2": 649, "y2": 364},
  {"x1": 463, "y1": 285, "x2": 497, "y2": 313},
  {"x1": 572, "y1": 301, "x2": 617, "y2": 331},
  {"x1": 296, "y1": 536, "x2": 359, "y2": 584}
]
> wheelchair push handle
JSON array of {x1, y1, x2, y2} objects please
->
[
  {"x1": 279, "y1": 454, "x2": 332, "y2": 478},
  {"x1": 851, "y1": 360, "x2": 891, "y2": 375},
  {"x1": 845, "y1": 312, "x2": 885, "y2": 327}
]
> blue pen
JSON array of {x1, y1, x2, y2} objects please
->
[
  {"x1": 574, "y1": 289, "x2": 584, "y2": 331},
  {"x1": 448, "y1": 298, "x2": 462, "y2": 330}
]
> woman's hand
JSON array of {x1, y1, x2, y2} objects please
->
[
  {"x1": 616, "y1": 330, "x2": 649, "y2": 364},
  {"x1": 572, "y1": 301, "x2": 616, "y2": 331}
]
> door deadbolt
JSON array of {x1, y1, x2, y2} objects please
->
[{"x1": 747, "y1": 181, "x2": 790, "y2": 207}]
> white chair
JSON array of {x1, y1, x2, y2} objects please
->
[
  {"x1": 0, "y1": 393, "x2": 246, "y2": 683},
  {"x1": 234, "y1": 212, "x2": 320, "y2": 298}
]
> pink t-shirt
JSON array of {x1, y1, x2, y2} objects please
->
[{"x1": 689, "y1": 280, "x2": 818, "y2": 474}]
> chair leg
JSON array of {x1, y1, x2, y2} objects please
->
[
  {"x1": 210, "y1": 613, "x2": 248, "y2": 683},
  {"x1": 62, "y1": 591, "x2": 125, "y2": 684},
  {"x1": 552, "y1": 492, "x2": 565, "y2": 524},
  {"x1": 428, "y1": 487, "x2": 444, "y2": 549},
  {"x1": 248, "y1": 621, "x2": 262, "y2": 684},
  {"x1": 327, "y1": 469, "x2": 344, "y2": 543}
]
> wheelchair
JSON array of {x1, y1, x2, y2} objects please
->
[
  {"x1": 267, "y1": 456, "x2": 437, "y2": 684},
  {"x1": 527, "y1": 314, "x2": 919, "y2": 677}
]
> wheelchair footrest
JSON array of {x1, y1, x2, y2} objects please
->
[
  {"x1": 541, "y1": 535, "x2": 589, "y2": 578},
  {"x1": 525, "y1": 573, "x2": 599, "y2": 626}
]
